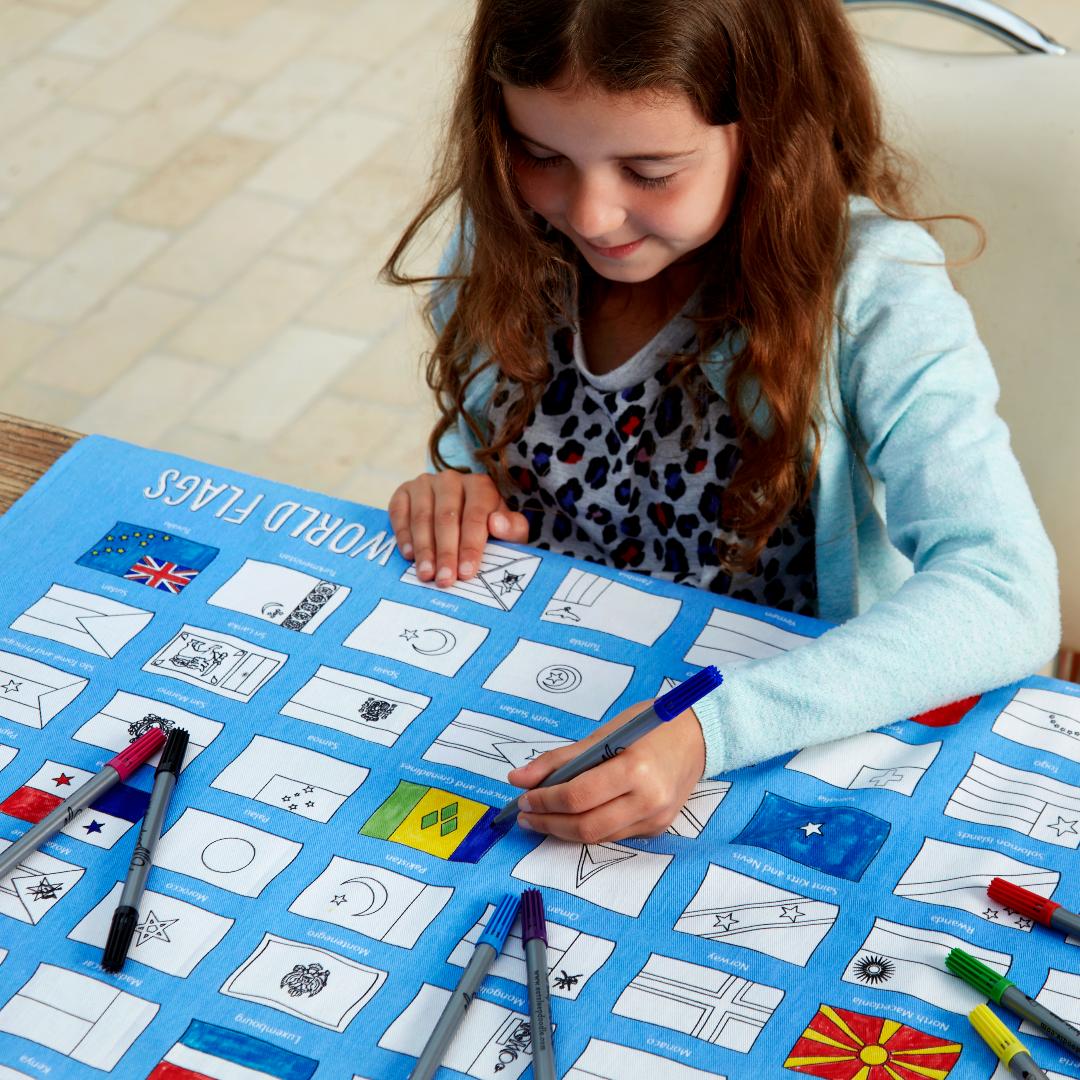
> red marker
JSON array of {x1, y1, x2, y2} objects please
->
[
  {"x1": 988, "y1": 877, "x2": 1080, "y2": 938},
  {"x1": 0, "y1": 728, "x2": 165, "y2": 879}
]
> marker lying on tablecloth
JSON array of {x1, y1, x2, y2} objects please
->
[
  {"x1": 989, "y1": 877, "x2": 1080, "y2": 939},
  {"x1": 103, "y1": 728, "x2": 189, "y2": 973},
  {"x1": 0, "y1": 727, "x2": 166, "y2": 880},
  {"x1": 492, "y1": 665, "x2": 723, "y2": 828},
  {"x1": 947, "y1": 948, "x2": 1080, "y2": 1059},
  {"x1": 522, "y1": 889, "x2": 556, "y2": 1080},
  {"x1": 969, "y1": 1003, "x2": 1049, "y2": 1080},
  {"x1": 409, "y1": 892, "x2": 521, "y2": 1080}
]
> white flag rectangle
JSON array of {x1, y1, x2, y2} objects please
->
[
  {"x1": 993, "y1": 686, "x2": 1080, "y2": 764},
  {"x1": 281, "y1": 665, "x2": 429, "y2": 747},
  {"x1": 206, "y1": 558, "x2": 350, "y2": 633},
  {"x1": 73, "y1": 690, "x2": 222, "y2": 770},
  {"x1": 0, "y1": 651, "x2": 87, "y2": 729},
  {"x1": 483, "y1": 639, "x2": 634, "y2": 721},
  {"x1": 945, "y1": 753, "x2": 1080, "y2": 849},
  {"x1": 211, "y1": 735, "x2": 367, "y2": 823},
  {"x1": 69, "y1": 882, "x2": 233, "y2": 977},
  {"x1": 289, "y1": 856, "x2": 452, "y2": 948},
  {"x1": 401, "y1": 542, "x2": 541, "y2": 612},
  {"x1": 540, "y1": 568, "x2": 682, "y2": 646},
  {"x1": 512, "y1": 836, "x2": 671, "y2": 917},
  {"x1": 567, "y1": 1039, "x2": 722, "y2": 1080},
  {"x1": 379, "y1": 983, "x2": 536, "y2": 1080},
  {"x1": 155, "y1": 808, "x2": 302, "y2": 897},
  {"x1": 613, "y1": 953, "x2": 783, "y2": 1054},
  {"x1": 11, "y1": 585, "x2": 153, "y2": 658},
  {"x1": 144, "y1": 625, "x2": 286, "y2": 701},
  {"x1": 675, "y1": 863, "x2": 838, "y2": 967},
  {"x1": 894, "y1": 837, "x2": 1059, "y2": 930},
  {"x1": 424, "y1": 710, "x2": 571, "y2": 782},
  {"x1": 786, "y1": 731, "x2": 941, "y2": 796},
  {"x1": 221, "y1": 933, "x2": 385, "y2": 1032},
  {"x1": 0, "y1": 843, "x2": 84, "y2": 924},
  {"x1": 684, "y1": 606, "x2": 814, "y2": 668},
  {"x1": 843, "y1": 917, "x2": 1011, "y2": 1012},
  {"x1": 343, "y1": 599, "x2": 488, "y2": 677},
  {"x1": 0, "y1": 963, "x2": 157, "y2": 1070},
  {"x1": 447, "y1": 903, "x2": 614, "y2": 1000}
]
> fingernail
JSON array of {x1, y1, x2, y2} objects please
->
[
  {"x1": 436, "y1": 566, "x2": 452, "y2": 584},
  {"x1": 518, "y1": 794, "x2": 532, "y2": 812},
  {"x1": 401, "y1": 541, "x2": 413, "y2": 559},
  {"x1": 491, "y1": 514, "x2": 508, "y2": 532},
  {"x1": 518, "y1": 814, "x2": 535, "y2": 831},
  {"x1": 459, "y1": 561, "x2": 474, "y2": 578},
  {"x1": 417, "y1": 559, "x2": 433, "y2": 577}
]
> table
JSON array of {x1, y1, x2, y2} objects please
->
[{"x1": 0, "y1": 413, "x2": 79, "y2": 516}]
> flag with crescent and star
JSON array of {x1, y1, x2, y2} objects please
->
[
  {"x1": 733, "y1": 791, "x2": 891, "y2": 883},
  {"x1": 0, "y1": 759, "x2": 150, "y2": 849},
  {"x1": 76, "y1": 521, "x2": 218, "y2": 594}
]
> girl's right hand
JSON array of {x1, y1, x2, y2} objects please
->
[{"x1": 388, "y1": 471, "x2": 530, "y2": 588}]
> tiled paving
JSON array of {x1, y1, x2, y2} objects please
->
[{"x1": 0, "y1": 0, "x2": 1076, "y2": 513}]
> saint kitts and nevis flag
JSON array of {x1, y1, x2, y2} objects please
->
[
  {"x1": 76, "y1": 521, "x2": 219, "y2": 595},
  {"x1": 0, "y1": 760, "x2": 150, "y2": 848},
  {"x1": 149, "y1": 1019, "x2": 317, "y2": 1080}
]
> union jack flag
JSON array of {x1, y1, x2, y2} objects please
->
[{"x1": 125, "y1": 557, "x2": 199, "y2": 594}]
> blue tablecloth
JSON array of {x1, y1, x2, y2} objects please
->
[{"x1": 0, "y1": 435, "x2": 1078, "y2": 1080}]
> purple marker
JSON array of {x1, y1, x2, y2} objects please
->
[{"x1": 522, "y1": 889, "x2": 555, "y2": 1080}]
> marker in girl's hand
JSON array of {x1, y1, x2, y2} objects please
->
[{"x1": 493, "y1": 665, "x2": 722, "y2": 829}]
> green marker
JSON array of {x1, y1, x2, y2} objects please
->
[{"x1": 947, "y1": 948, "x2": 1080, "y2": 1059}]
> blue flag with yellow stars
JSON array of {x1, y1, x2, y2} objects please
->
[{"x1": 76, "y1": 521, "x2": 218, "y2": 594}]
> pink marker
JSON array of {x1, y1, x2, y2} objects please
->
[{"x1": 0, "y1": 728, "x2": 165, "y2": 878}]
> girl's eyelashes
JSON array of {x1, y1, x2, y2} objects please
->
[{"x1": 518, "y1": 147, "x2": 674, "y2": 190}]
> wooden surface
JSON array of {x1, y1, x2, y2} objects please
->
[{"x1": 0, "y1": 413, "x2": 80, "y2": 516}]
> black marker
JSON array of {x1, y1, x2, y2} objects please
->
[{"x1": 103, "y1": 729, "x2": 189, "y2": 972}]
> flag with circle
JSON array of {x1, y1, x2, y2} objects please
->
[{"x1": 76, "y1": 521, "x2": 218, "y2": 593}]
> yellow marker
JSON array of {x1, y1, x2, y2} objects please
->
[{"x1": 969, "y1": 1004, "x2": 1049, "y2": 1080}]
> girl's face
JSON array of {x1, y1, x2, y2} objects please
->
[{"x1": 503, "y1": 79, "x2": 741, "y2": 287}]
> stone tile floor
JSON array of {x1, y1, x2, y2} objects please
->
[{"x1": 0, "y1": 0, "x2": 1076, "y2": 512}]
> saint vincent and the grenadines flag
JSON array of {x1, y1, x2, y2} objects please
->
[
  {"x1": 77, "y1": 521, "x2": 218, "y2": 594},
  {"x1": 360, "y1": 780, "x2": 501, "y2": 863},
  {"x1": 0, "y1": 760, "x2": 150, "y2": 849}
]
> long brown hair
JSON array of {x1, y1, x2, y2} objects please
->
[{"x1": 381, "y1": 0, "x2": 976, "y2": 569}]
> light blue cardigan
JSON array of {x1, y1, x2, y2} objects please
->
[{"x1": 428, "y1": 197, "x2": 1061, "y2": 777}]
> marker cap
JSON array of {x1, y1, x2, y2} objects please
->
[
  {"x1": 521, "y1": 889, "x2": 547, "y2": 945},
  {"x1": 654, "y1": 666, "x2": 723, "y2": 722},
  {"x1": 988, "y1": 876, "x2": 1060, "y2": 926},
  {"x1": 102, "y1": 906, "x2": 139, "y2": 973},
  {"x1": 969, "y1": 1004, "x2": 1027, "y2": 1065},
  {"x1": 946, "y1": 948, "x2": 1014, "y2": 1003},
  {"x1": 477, "y1": 893, "x2": 521, "y2": 953},
  {"x1": 156, "y1": 728, "x2": 190, "y2": 776},
  {"x1": 107, "y1": 727, "x2": 166, "y2": 781}
]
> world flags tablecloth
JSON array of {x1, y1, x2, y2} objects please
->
[{"x1": 0, "y1": 434, "x2": 1078, "y2": 1080}]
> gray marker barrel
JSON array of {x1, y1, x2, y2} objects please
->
[
  {"x1": 0, "y1": 767, "x2": 118, "y2": 879},
  {"x1": 1007, "y1": 1050, "x2": 1050, "y2": 1080},
  {"x1": 1000, "y1": 985, "x2": 1080, "y2": 1058},
  {"x1": 409, "y1": 893, "x2": 520, "y2": 1080},
  {"x1": 1049, "y1": 906, "x2": 1080, "y2": 938}
]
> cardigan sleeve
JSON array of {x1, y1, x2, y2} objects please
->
[{"x1": 691, "y1": 212, "x2": 1060, "y2": 777}]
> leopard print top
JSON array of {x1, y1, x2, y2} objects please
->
[{"x1": 487, "y1": 301, "x2": 817, "y2": 615}]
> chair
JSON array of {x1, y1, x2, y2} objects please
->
[{"x1": 846, "y1": 0, "x2": 1080, "y2": 673}]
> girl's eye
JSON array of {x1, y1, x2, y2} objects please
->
[{"x1": 518, "y1": 148, "x2": 673, "y2": 190}]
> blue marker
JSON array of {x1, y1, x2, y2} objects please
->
[
  {"x1": 409, "y1": 893, "x2": 521, "y2": 1080},
  {"x1": 493, "y1": 666, "x2": 723, "y2": 828}
]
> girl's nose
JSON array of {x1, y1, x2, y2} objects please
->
[{"x1": 564, "y1": 173, "x2": 626, "y2": 244}]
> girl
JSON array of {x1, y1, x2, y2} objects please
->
[{"x1": 384, "y1": 0, "x2": 1059, "y2": 843}]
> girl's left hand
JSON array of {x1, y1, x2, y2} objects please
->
[{"x1": 505, "y1": 701, "x2": 706, "y2": 843}]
